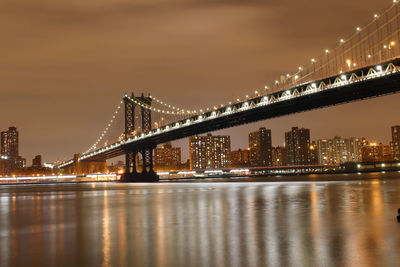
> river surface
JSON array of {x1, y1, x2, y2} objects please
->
[{"x1": 0, "y1": 172, "x2": 400, "y2": 267}]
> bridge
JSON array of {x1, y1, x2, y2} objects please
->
[{"x1": 56, "y1": 1, "x2": 400, "y2": 182}]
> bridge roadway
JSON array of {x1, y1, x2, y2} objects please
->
[{"x1": 58, "y1": 58, "x2": 400, "y2": 168}]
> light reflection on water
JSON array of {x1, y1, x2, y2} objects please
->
[{"x1": 0, "y1": 173, "x2": 400, "y2": 267}]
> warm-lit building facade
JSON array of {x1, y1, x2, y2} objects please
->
[
  {"x1": 248, "y1": 127, "x2": 272, "y2": 167},
  {"x1": 154, "y1": 142, "x2": 181, "y2": 170},
  {"x1": 231, "y1": 149, "x2": 250, "y2": 167},
  {"x1": 392, "y1": 126, "x2": 400, "y2": 160},
  {"x1": 285, "y1": 127, "x2": 311, "y2": 166},
  {"x1": 0, "y1": 126, "x2": 24, "y2": 175},
  {"x1": 361, "y1": 143, "x2": 393, "y2": 162},
  {"x1": 316, "y1": 137, "x2": 362, "y2": 164},
  {"x1": 1, "y1": 126, "x2": 18, "y2": 158},
  {"x1": 189, "y1": 134, "x2": 231, "y2": 170},
  {"x1": 272, "y1": 146, "x2": 287, "y2": 167}
]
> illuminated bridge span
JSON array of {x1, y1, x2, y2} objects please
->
[{"x1": 56, "y1": 1, "x2": 400, "y2": 182}]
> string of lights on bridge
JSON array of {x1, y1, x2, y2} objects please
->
[
  {"x1": 126, "y1": 95, "x2": 198, "y2": 115},
  {"x1": 83, "y1": 100, "x2": 124, "y2": 154}
]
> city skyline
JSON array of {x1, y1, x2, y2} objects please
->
[
  {"x1": 2, "y1": 123, "x2": 399, "y2": 165},
  {"x1": 1, "y1": 0, "x2": 399, "y2": 163}
]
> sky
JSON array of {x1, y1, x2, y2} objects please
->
[{"x1": 1, "y1": 0, "x2": 399, "y2": 163}]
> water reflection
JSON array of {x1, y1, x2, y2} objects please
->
[{"x1": 0, "y1": 173, "x2": 400, "y2": 267}]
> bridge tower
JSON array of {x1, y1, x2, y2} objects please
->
[{"x1": 121, "y1": 93, "x2": 159, "y2": 182}]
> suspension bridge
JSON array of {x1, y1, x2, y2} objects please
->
[{"x1": 56, "y1": 1, "x2": 400, "y2": 182}]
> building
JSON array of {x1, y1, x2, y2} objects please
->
[
  {"x1": 316, "y1": 137, "x2": 362, "y2": 165},
  {"x1": 392, "y1": 126, "x2": 400, "y2": 160},
  {"x1": 272, "y1": 146, "x2": 287, "y2": 167},
  {"x1": 189, "y1": 134, "x2": 231, "y2": 170},
  {"x1": 285, "y1": 127, "x2": 311, "y2": 166},
  {"x1": 1, "y1": 127, "x2": 18, "y2": 158},
  {"x1": 309, "y1": 141, "x2": 319, "y2": 165},
  {"x1": 154, "y1": 142, "x2": 181, "y2": 170},
  {"x1": 248, "y1": 127, "x2": 272, "y2": 167},
  {"x1": 32, "y1": 155, "x2": 42, "y2": 168},
  {"x1": 231, "y1": 149, "x2": 250, "y2": 167},
  {"x1": 361, "y1": 143, "x2": 393, "y2": 162},
  {"x1": 65, "y1": 154, "x2": 107, "y2": 174},
  {"x1": 0, "y1": 126, "x2": 24, "y2": 175}
]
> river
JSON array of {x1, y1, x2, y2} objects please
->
[{"x1": 0, "y1": 172, "x2": 399, "y2": 267}]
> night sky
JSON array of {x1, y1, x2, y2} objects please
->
[{"x1": 1, "y1": 0, "x2": 399, "y2": 163}]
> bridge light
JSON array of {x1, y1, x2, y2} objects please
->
[
  {"x1": 390, "y1": 41, "x2": 396, "y2": 46},
  {"x1": 340, "y1": 39, "x2": 344, "y2": 43},
  {"x1": 341, "y1": 75, "x2": 346, "y2": 80},
  {"x1": 368, "y1": 54, "x2": 372, "y2": 58},
  {"x1": 374, "y1": 14, "x2": 378, "y2": 18},
  {"x1": 325, "y1": 49, "x2": 329, "y2": 54},
  {"x1": 311, "y1": 58, "x2": 316, "y2": 63},
  {"x1": 376, "y1": 65, "x2": 382, "y2": 71},
  {"x1": 311, "y1": 83, "x2": 317, "y2": 89},
  {"x1": 264, "y1": 85, "x2": 269, "y2": 89},
  {"x1": 294, "y1": 75, "x2": 299, "y2": 80},
  {"x1": 298, "y1": 66, "x2": 302, "y2": 71},
  {"x1": 356, "y1": 27, "x2": 361, "y2": 31}
]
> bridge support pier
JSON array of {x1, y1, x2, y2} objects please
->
[{"x1": 121, "y1": 145, "x2": 159, "y2": 182}]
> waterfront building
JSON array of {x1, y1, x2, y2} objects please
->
[
  {"x1": 285, "y1": 127, "x2": 311, "y2": 166},
  {"x1": 154, "y1": 142, "x2": 181, "y2": 170},
  {"x1": 361, "y1": 143, "x2": 393, "y2": 162},
  {"x1": 392, "y1": 126, "x2": 400, "y2": 160},
  {"x1": 1, "y1": 126, "x2": 18, "y2": 158},
  {"x1": 248, "y1": 127, "x2": 272, "y2": 167},
  {"x1": 309, "y1": 141, "x2": 319, "y2": 165},
  {"x1": 189, "y1": 134, "x2": 231, "y2": 170},
  {"x1": 0, "y1": 126, "x2": 24, "y2": 175},
  {"x1": 67, "y1": 154, "x2": 107, "y2": 174},
  {"x1": 231, "y1": 149, "x2": 250, "y2": 167},
  {"x1": 317, "y1": 136, "x2": 362, "y2": 164},
  {"x1": 272, "y1": 146, "x2": 287, "y2": 167}
]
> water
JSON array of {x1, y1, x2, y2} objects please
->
[{"x1": 0, "y1": 172, "x2": 400, "y2": 267}]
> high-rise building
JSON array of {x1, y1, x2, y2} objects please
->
[
  {"x1": 348, "y1": 137, "x2": 363, "y2": 162},
  {"x1": 392, "y1": 126, "x2": 400, "y2": 160},
  {"x1": 272, "y1": 146, "x2": 287, "y2": 167},
  {"x1": 154, "y1": 142, "x2": 181, "y2": 170},
  {"x1": 231, "y1": 149, "x2": 250, "y2": 167},
  {"x1": 309, "y1": 141, "x2": 319, "y2": 165},
  {"x1": 189, "y1": 134, "x2": 231, "y2": 170},
  {"x1": 0, "y1": 126, "x2": 23, "y2": 175},
  {"x1": 1, "y1": 127, "x2": 18, "y2": 158},
  {"x1": 316, "y1": 136, "x2": 362, "y2": 164},
  {"x1": 285, "y1": 127, "x2": 311, "y2": 166},
  {"x1": 248, "y1": 127, "x2": 272, "y2": 167}
]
